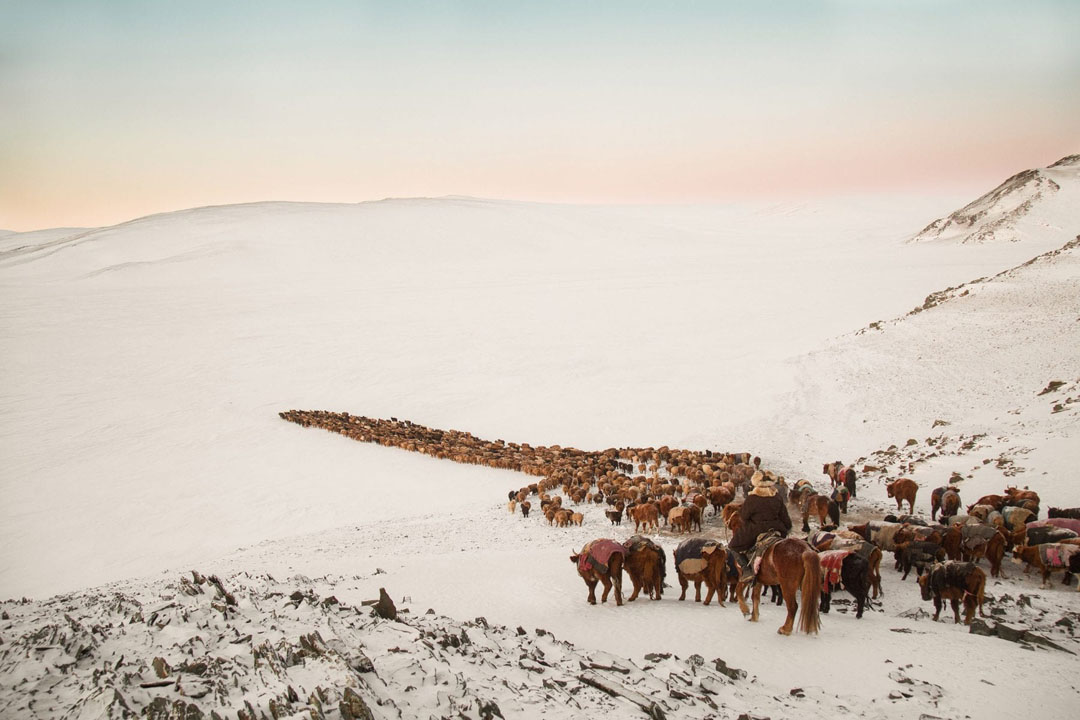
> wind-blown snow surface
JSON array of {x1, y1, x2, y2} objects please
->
[{"x1": 3, "y1": 159, "x2": 1080, "y2": 718}]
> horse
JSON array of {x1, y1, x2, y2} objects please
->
[
  {"x1": 818, "y1": 550, "x2": 872, "y2": 618},
  {"x1": 801, "y1": 493, "x2": 839, "y2": 533},
  {"x1": 886, "y1": 478, "x2": 918, "y2": 514},
  {"x1": 674, "y1": 538, "x2": 728, "y2": 606},
  {"x1": 823, "y1": 461, "x2": 857, "y2": 498},
  {"x1": 722, "y1": 502, "x2": 743, "y2": 536},
  {"x1": 930, "y1": 486, "x2": 952, "y2": 521},
  {"x1": 830, "y1": 485, "x2": 851, "y2": 514},
  {"x1": 918, "y1": 562, "x2": 986, "y2": 624},
  {"x1": 736, "y1": 538, "x2": 822, "y2": 635},
  {"x1": 622, "y1": 536, "x2": 666, "y2": 601},
  {"x1": 570, "y1": 539, "x2": 625, "y2": 606},
  {"x1": 788, "y1": 479, "x2": 816, "y2": 509}
]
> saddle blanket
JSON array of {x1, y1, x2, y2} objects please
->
[
  {"x1": 1039, "y1": 543, "x2": 1078, "y2": 569},
  {"x1": 578, "y1": 539, "x2": 624, "y2": 575},
  {"x1": 819, "y1": 549, "x2": 851, "y2": 591},
  {"x1": 675, "y1": 538, "x2": 722, "y2": 576}
]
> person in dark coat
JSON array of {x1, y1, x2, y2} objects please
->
[{"x1": 730, "y1": 471, "x2": 793, "y2": 579}]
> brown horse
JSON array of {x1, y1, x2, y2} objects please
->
[
  {"x1": 722, "y1": 502, "x2": 743, "y2": 536},
  {"x1": 823, "y1": 461, "x2": 858, "y2": 498},
  {"x1": 886, "y1": 478, "x2": 918, "y2": 514},
  {"x1": 736, "y1": 538, "x2": 822, "y2": 635},
  {"x1": 570, "y1": 539, "x2": 625, "y2": 606},
  {"x1": 623, "y1": 536, "x2": 666, "y2": 601},
  {"x1": 674, "y1": 538, "x2": 728, "y2": 606},
  {"x1": 801, "y1": 493, "x2": 839, "y2": 533}
]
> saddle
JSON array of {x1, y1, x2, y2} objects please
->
[
  {"x1": 737, "y1": 530, "x2": 783, "y2": 583},
  {"x1": 675, "y1": 538, "x2": 723, "y2": 576}
]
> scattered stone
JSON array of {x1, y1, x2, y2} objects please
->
[
  {"x1": 645, "y1": 652, "x2": 672, "y2": 662},
  {"x1": 340, "y1": 687, "x2": 375, "y2": 720},
  {"x1": 713, "y1": 658, "x2": 746, "y2": 681},
  {"x1": 789, "y1": 687, "x2": 805, "y2": 698},
  {"x1": 1037, "y1": 380, "x2": 1065, "y2": 396},
  {"x1": 890, "y1": 628, "x2": 914, "y2": 633},
  {"x1": 152, "y1": 656, "x2": 171, "y2": 678},
  {"x1": 373, "y1": 588, "x2": 397, "y2": 620},
  {"x1": 906, "y1": 439, "x2": 919, "y2": 446}
]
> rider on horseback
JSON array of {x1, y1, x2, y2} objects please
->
[{"x1": 729, "y1": 471, "x2": 793, "y2": 582}]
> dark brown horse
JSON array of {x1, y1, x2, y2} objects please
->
[
  {"x1": 801, "y1": 493, "x2": 839, "y2": 533},
  {"x1": 570, "y1": 539, "x2": 625, "y2": 606},
  {"x1": 736, "y1": 538, "x2": 822, "y2": 635}
]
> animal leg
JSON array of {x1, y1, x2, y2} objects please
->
[
  {"x1": 950, "y1": 598, "x2": 961, "y2": 624},
  {"x1": 586, "y1": 580, "x2": 598, "y2": 605},
  {"x1": 599, "y1": 577, "x2": 612, "y2": 604},
  {"x1": 750, "y1": 583, "x2": 762, "y2": 623},
  {"x1": 678, "y1": 574, "x2": 688, "y2": 601},
  {"x1": 779, "y1": 580, "x2": 797, "y2": 636},
  {"x1": 694, "y1": 578, "x2": 703, "y2": 603}
]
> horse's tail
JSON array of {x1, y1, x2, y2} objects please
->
[
  {"x1": 799, "y1": 550, "x2": 822, "y2": 634},
  {"x1": 828, "y1": 500, "x2": 840, "y2": 528}
]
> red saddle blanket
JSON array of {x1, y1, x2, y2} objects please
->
[
  {"x1": 819, "y1": 549, "x2": 850, "y2": 591},
  {"x1": 578, "y1": 539, "x2": 625, "y2": 575},
  {"x1": 1039, "y1": 543, "x2": 1078, "y2": 569}
]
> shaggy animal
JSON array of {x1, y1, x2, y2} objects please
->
[
  {"x1": 674, "y1": 538, "x2": 728, "y2": 606},
  {"x1": 801, "y1": 493, "x2": 839, "y2": 533},
  {"x1": 1049, "y1": 507, "x2": 1080, "y2": 520},
  {"x1": 735, "y1": 537, "x2": 822, "y2": 635},
  {"x1": 668, "y1": 506, "x2": 691, "y2": 534},
  {"x1": 818, "y1": 550, "x2": 871, "y2": 618},
  {"x1": 507, "y1": 500, "x2": 517, "y2": 514},
  {"x1": 605, "y1": 508, "x2": 622, "y2": 526},
  {"x1": 708, "y1": 485, "x2": 735, "y2": 516},
  {"x1": 1028, "y1": 518, "x2": 1080, "y2": 534},
  {"x1": 918, "y1": 562, "x2": 987, "y2": 624},
  {"x1": 570, "y1": 539, "x2": 626, "y2": 606},
  {"x1": 930, "y1": 486, "x2": 955, "y2": 521},
  {"x1": 722, "y1": 502, "x2": 743, "y2": 535},
  {"x1": 571, "y1": 512, "x2": 584, "y2": 527},
  {"x1": 622, "y1": 535, "x2": 666, "y2": 601},
  {"x1": 822, "y1": 462, "x2": 857, "y2": 497},
  {"x1": 788, "y1": 479, "x2": 816, "y2": 508},
  {"x1": 521, "y1": 500, "x2": 531, "y2": 518},
  {"x1": 899, "y1": 541, "x2": 946, "y2": 580},
  {"x1": 1012, "y1": 543, "x2": 1080, "y2": 589},
  {"x1": 830, "y1": 485, "x2": 851, "y2": 514},
  {"x1": 629, "y1": 503, "x2": 660, "y2": 533},
  {"x1": 970, "y1": 494, "x2": 1006, "y2": 512},
  {"x1": 886, "y1": 478, "x2": 918, "y2": 514},
  {"x1": 939, "y1": 490, "x2": 961, "y2": 521},
  {"x1": 1019, "y1": 525, "x2": 1079, "y2": 547}
]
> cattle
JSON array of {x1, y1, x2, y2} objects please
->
[
  {"x1": 521, "y1": 500, "x2": 531, "y2": 518},
  {"x1": 1049, "y1": 507, "x2": 1080, "y2": 520},
  {"x1": 571, "y1": 539, "x2": 625, "y2": 606},
  {"x1": 674, "y1": 538, "x2": 728, "y2": 606},
  {"x1": 917, "y1": 562, "x2": 986, "y2": 624},
  {"x1": 886, "y1": 478, "x2": 918, "y2": 514},
  {"x1": 1013, "y1": 543, "x2": 1080, "y2": 588},
  {"x1": 623, "y1": 536, "x2": 666, "y2": 601},
  {"x1": 605, "y1": 508, "x2": 623, "y2": 526}
]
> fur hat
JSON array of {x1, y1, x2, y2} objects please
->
[{"x1": 751, "y1": 471, "x2": 774, "y2": 488}]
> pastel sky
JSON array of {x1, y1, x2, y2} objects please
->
[{"x1": 2, "y1": 1, "x2": 1078, "y2": 231}]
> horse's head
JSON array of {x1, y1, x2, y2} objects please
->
[{"x1": 918, "y1": 571, "x2": 933, "y2": 601}]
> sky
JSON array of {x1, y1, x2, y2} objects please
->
[{"x1": 1, "y1": 1, "x2": 1078, "y2": 231}]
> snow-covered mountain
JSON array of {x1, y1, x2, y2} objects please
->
[{"x1": 910, "y1": 154, "x2": 1079, "y2": 245}]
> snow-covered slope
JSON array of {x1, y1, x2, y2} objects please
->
[
  {"x1": 910, "y1": 154, "x2": 1079, "y2": 245},
  {"x1": 3, "y1": 171, "x2": 1080, "y2": 720}
]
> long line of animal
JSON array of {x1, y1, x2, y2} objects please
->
[{"x1": 280, "y1": 410, "x2": 1080, "y2": 637}]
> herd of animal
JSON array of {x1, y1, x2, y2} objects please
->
[{"x1": 279, "y1": 411, "x2": 1079, "y2": 636}]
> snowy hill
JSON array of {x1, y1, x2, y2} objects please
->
[
  {"x1": 3, "y1": 169, "x2": 1080, "y2": 719},
  {"x1": 910, "y1": 154, "x2": 1079, "y2": 245}
]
